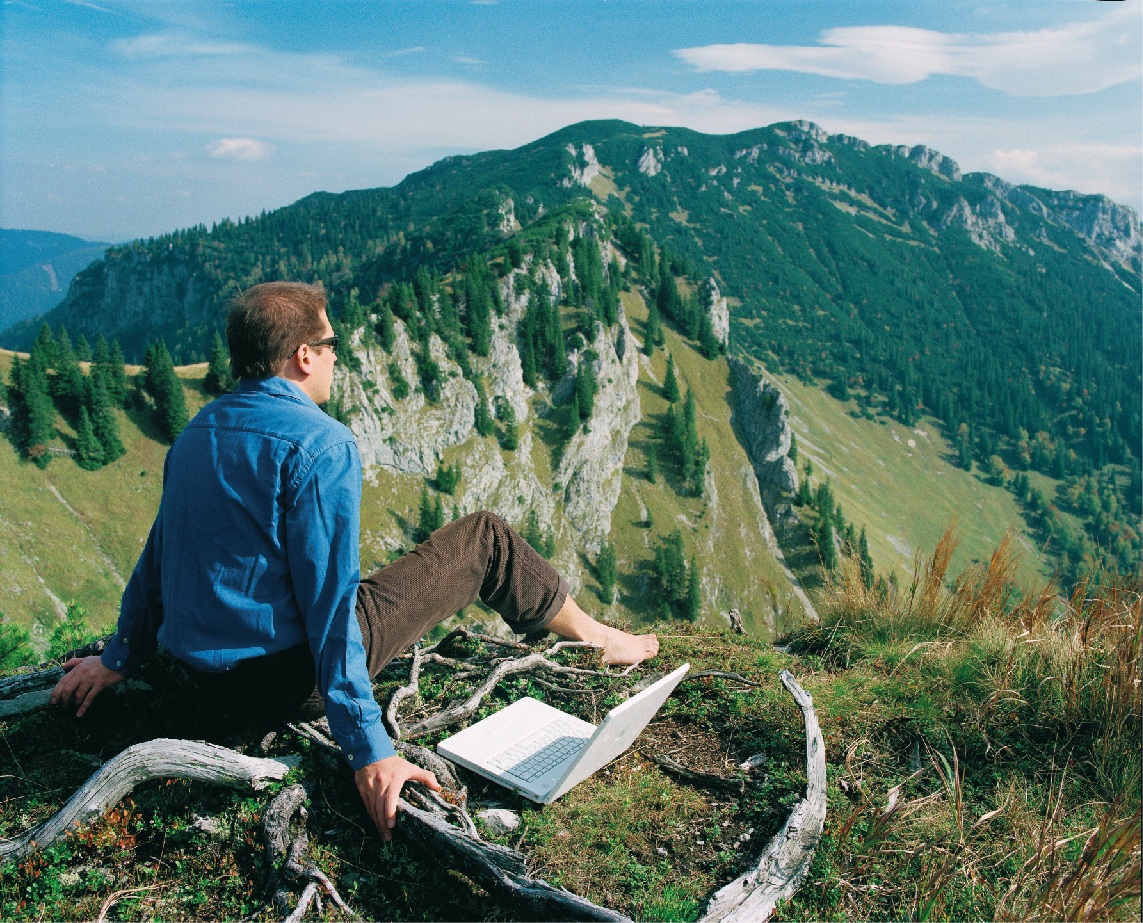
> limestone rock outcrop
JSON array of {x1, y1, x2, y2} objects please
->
[{"x1": 729, "y1": 357, "x2": 799, "y2": 535}]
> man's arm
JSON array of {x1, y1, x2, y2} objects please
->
[{"x1": 286, "y1": 439, "x2": 437, "y2": 835}]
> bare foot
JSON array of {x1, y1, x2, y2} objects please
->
[
  {"x1": 598, "y1": 624, "x2": 659, "y2": 666},
  {"x1": 545, "y1": 595, "x2": 659, "y2": 666}
]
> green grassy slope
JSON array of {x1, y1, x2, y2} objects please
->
[
  {"x1": 0, "y1": 351, "x2": 211, "y2": 648},
  {"x1": 767, "y1": 368, "x2": 1052, "y2": 588}
]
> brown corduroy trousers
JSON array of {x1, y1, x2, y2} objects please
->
[{"x1": 187, "y1": 511, "x2": 568, "y2": 724}]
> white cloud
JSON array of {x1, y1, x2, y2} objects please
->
[
  {"x1": 675, "y1": 4, "x2": 1141, "y2": 97},
  {"x1": 207, "y1": 138, "x2": 273, "y2": 161},
  {"x1": 114, "y1": 32, "x2": 254, "y2": 59},
  {"x1": 452, "y1": 55, "x2": 485, "y2": 66},
  {"x1": 982, "y1": 143, "x2": 1143, "y2": 201}
]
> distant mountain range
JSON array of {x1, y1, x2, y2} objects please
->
[
  {"x1": 0, "y1": 229, "x2": 110, "y2": 332},
  {"x1": 2, "y1": 120, "x2": 1139, "y2": 595}
]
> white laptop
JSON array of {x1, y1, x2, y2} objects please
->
[{"x1": 436, "y1": 663, "x2": 689, "y2": 804}]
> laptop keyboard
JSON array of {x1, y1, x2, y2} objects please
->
[{"x1": 488, "y1": 718, "x2": 588, "y2": 783}]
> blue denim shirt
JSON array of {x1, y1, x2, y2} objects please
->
[{"x1": 101, "y1": 376, "x2": 394, "y2": 768}]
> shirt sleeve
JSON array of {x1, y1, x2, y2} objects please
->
[{"x1": 286, "y1": 438, "x2": 395, "y2": 768}]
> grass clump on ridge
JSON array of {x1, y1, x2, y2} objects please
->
[{"x1": 780, "y1": 528, "x2": 1141, "y2": 921}]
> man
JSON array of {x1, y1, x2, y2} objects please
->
[{"x1": 52, "y1": 281, "x2": 658, "y2": 841}]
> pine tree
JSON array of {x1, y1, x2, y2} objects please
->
[
  {"x1": 653, "y1": 529, "x2": 689, "y2": 616},
  {"x1": 75, "y1": 335, "x2": 92, "y2": 363},
  {"x1": 663, "y1": 354, "x2": 680, "y2": 403},
  {"x1": 817, "y1": 518, "x2": 838, "y2": 571},
  {"x1": 643, "y1": 300, "x2": 661, "y2": 356},
  {"x1": 106, "y1": 339, "x2": 128, "y2": 405},
  {"x1": 11, "y1": 355, "x2": 56, "y2": 467},
  {"x1": 74, "y1": 406, "x2": 103, "y2": 470},
  {"x1": 496, "y1": 397, "x2": 519, "y2": 451},
  {"x1": 204, "y1": 331, "x2": 234, "y2": 396},
  {"x1": 596, "y1": 543, "x2": 617, "y2": 605},
  {"x1": 474, "y1": 379, "x2": 495, "y2": 437},
  {"x1": 51, "y1": 327, "x2": 86, "y2": 416},
  {"x1": 858, "y1": 527, "x2": 874, "y2": 589},
  {"x1": 145, "y1": 341, "x2": 188, "y2": 442},
  {"x1": 90, "y1": 376, "x2": 125, "y2": 463}
]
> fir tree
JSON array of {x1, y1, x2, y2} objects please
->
[
  {"x1": 204, "y1": 331, "x2": 234, "y2": 396},
  {"x1": 376, "y1": 301, "x2": 397, "y2": 352},
  {"x1": 643, "y1": 300, "x2": 661, "y2": 356},
  {"x1": 474, "y1": 379, "x2": 495, "y2": 437},
  {"x1": 388, "y1": 360, "x2": 410, "y2": 400},
  {"x1": 653, "y1": 529, "x2": 689, "y2": 617},
  {"x1": 496, "y1": 397, "x2": 519, "y2": 450},
  {"x1": 11, "y1": 355, "x2": 56, "y2": 467},
  {"x1": 90, "y1": 376, "x2": 125, "y2": 463},
  {"x1": 51, "y1": 327, "x2": 86, "y2": 415},
  {"x1": 663, "y1": 354, "x2": 680, "y2": 403},
  {"x1": 75, "y1": 335, "x2": 93, "y2": 363},
  {"x1": 145, "y1": 340, "x2": 189, "y2": 442},
  {"x1": 74, "y1": 406, "x2": 103, "y2": 470},
  {"x1": 858, "y1": 527, "x2": 874, "y2": 589}
]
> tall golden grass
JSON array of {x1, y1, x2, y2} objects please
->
[{"x1": 789, "y1": 527, "x2": 1141, "y2": 920}]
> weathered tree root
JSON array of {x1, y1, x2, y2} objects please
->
[
  {"x1": 643, "y1": 750, "x2": 749, "y2": 795},
  {"x1": 0, "y1": 739, "x2": 297, "y2": 863},
  {"x1": 384, "y1": 643, "x2": 423, "y2": 740},
  {"x1": 264, "y1": 783, "x2": 361, "y2": 921},
  {"x1": 0, "y1": 665, "x2": 150, "y2": 718},
  {"x1": 697, "y1": 669, "x2": 826, "y2": 922},
  {"x1": 396, "y1": 797, "x2": 632, "y2": 922}
]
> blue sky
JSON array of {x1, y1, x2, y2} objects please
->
[{"x1": 2, "y1": 0, "x2": 1139, "y2": 242}]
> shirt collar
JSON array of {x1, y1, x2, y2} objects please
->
[{"x1": 237, "y1": 376, "x2": 318, "y2": 409}]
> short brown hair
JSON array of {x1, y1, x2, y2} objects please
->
[{"x1": 227, "y1": 281, "x2": 328, "y2": 379}]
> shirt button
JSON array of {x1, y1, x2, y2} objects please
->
[
  {"x1": 116, "y1": 661, "x2": 123, "y2": 667},
  {"x1": 347, "y1": 754, "x2": 354, "y2": 762}
]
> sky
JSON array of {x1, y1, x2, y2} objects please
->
[{"x1": 1, "y1": 0, "x2": 1140, "y2": 243}]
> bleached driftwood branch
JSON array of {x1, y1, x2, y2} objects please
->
[
  {"x1": 0, "y1": 739, "x2": 296, "y2": 863},
  {"x1": 264, "y1": 783, "x2": 361, "y2": 920},
  {"x1": 0, "y1": 662, "x2": 150, "y2": 718},
  {"x1": 397, "y1": 797, "x2": 631, "y2": 922},
  {"x1": 698, "y1": 669, "x2": 826, "y2": 923}
]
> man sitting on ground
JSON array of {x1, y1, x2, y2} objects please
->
[{"x1": 51, "y1": 280, "x2": 658, "y2": 841}]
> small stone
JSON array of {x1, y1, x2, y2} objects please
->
[
  {"x1": 477, "y1": 808, "x2": 521, "y2": 836},
  {"x1": 656, "y1": 847, "x2": 668, "y2": 857}
]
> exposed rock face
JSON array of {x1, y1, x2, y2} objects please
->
[
  {"x1": 704, "y1": 279, "x2": 730, "y2": 349},
  {"x1": 638, "y1": 146, "x2": 663, "y2": 177},
  {"x1": 904, "y1": 145, "x2": 962, "y2": 181},
  {"x1": 729, "y1": 357, "x2": 799, "y2": 535},
  {"x1": 941, "y1": 195, "x2": 1016, "y2": 252},
  {"x1": 342, "y1": 323, "x2": 477, "y2": 475},
  {"x1": 555, "y1": 304, "x2": 642, "y2": 552},
  {"x1": 563, "y1": 143, "x2": 601, "y2": 188}
]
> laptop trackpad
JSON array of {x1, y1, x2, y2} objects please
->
[{"x1": 488, "y1": 718, "x2": 591, "y2": 784}]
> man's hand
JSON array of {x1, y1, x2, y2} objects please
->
[
  {"x1": 354, "y1": 755, "x2": 441, "y2": 842},
  {"x1": 50, "y1": 656, "x2": 124, "y2": 717}
]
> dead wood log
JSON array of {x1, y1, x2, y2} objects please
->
[
  {"x1": 396, "y1": 798, "x2": 631, "y2": 922},
  {"x1": 698, "y1": 669, "x2": 826, "y2": 923},
  {"x1": 643, "y1": 751, "x2": 747, "y2": 795},
  {"x1": 0, "y1": 739, "x2": 297, "y2": 863},
  {"x1": 0, "y1": 667, "x2": 150, "y2": 718},
  {"x1": 384, "y1": 643, "x2": 423, "y2": 740},
  {"x1": 402, "y1": 651, "x2": 617, "y2": 739},
  {"x1": 264, "y1": 782, "x2": 360, "y2": 920}
]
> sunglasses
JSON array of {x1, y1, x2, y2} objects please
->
[{"x1": 292, "y1": 334, "x2": 339, "y2": 355}]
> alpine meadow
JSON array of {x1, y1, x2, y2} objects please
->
[{"x1": 1, "y1": 120, "x2": 1140, "y2": 921}]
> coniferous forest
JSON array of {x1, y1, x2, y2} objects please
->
[{"x1": 3, "y1": 120, "x2": 1140, "y2": 586}]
